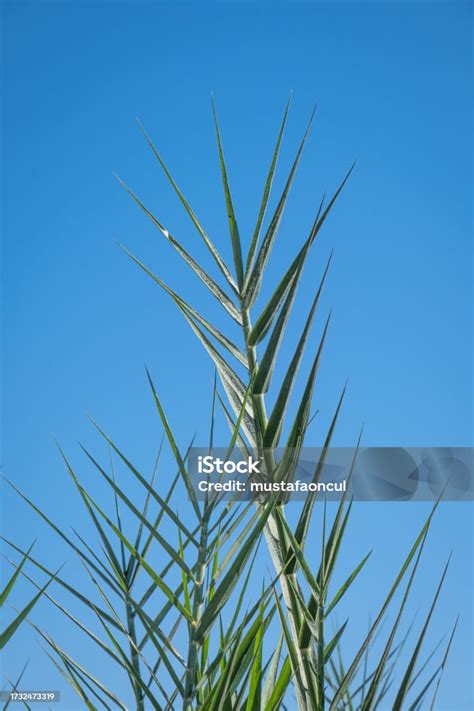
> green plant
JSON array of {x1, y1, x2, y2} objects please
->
[
  {"x1": 119, "y1": 100, "x2": 455, "y2": 709},
  {"x1": 1, "y1": 538, "x2": 54, "y2": 708},
  {"x1": 3, "y1": 101, "x2": 456, "y2": 710},
  {"x1": 1, "y1": 540, "x2": 52, "y2": 650}
]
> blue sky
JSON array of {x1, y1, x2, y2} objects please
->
[{"x1": 2, "y1": 1, "x2": 472, "y2": 708}]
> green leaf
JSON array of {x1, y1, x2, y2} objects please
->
[
  {"x1": 117, "y1": 177, "x2": 242, "y2": 324},
  {"x1": 216, "y1": 391, "x2": 253, "y2": 453},
  {"x1": 0, "y1": 540, "x2": 35, "y2": 607},
  {"x1": 263, "y1": 253, "x2": 332, "y2": 444},
  {"x1": 2, "y1": 538, "x2": 122, "y2": 634},
  {"x1": 1, "y1": 573, "x2": 55, "y2": 650},
  {"x1": 429, "y1": 616, "x2": 458, "y2": 711},
  {"x1": 145, "y1": 368, "x2": 202, "y2": 520},
  {"x1": 50, "y1": 649, "x2": 98, "y2": 711},
  {"x1": 211, "y1": 96, "x2": 244, "y2": 289},
  {"x1": 244, "y1": 603, "x2": 263, "y2": 711},
  {"x1": 4, "y1": 479, "x2": 122, "y2": 597},
  {"x1": 361, "y1": 529, "x2": 430, "y2": 711},
  {"x1": 293, "y1": 387, "x2": 348, "y2": 554},
  {"x1": 123, "y1": 246, "x2": 247, "y2": 367},
  {"x1": 243, "y1": 107, "x2": 316, "y2": 308},
  {"x1": 325, "y1": 620, "x2": 349, "y2": 664},
  {"x1": 137, "y1": 117, "x2": 238, "y2": 294},
  {"x1": 246, "y1": 95, "x2": 291, "y2": 275},
  {"x1": 177, "y1": 313, "x2": 257, "y2": 446},
  {"x1": 273, "y1": 590, "x2": 311, "y2": 710},
  {"x1": 253, "y1": 241, "x2": 327, "y2": 397},
  {"x1": 132, "y1": 441, "x2": 195, "y2": 587},
  {"x1": 7, "y1": 556, "x2": 127, "y2": 670},
  {"x1": 263, "y1": 656, "x2": 291, "y2": 711},
  {"x1": 392, "y1": 555, "x2": 451, "y2": 711},
  {"x1": 79, "y1": 484, "x2": 194, "y2": 624},
  {"x1": 129, "y1": 441, "x2": 164, "y2": 576},
  {"x1": 80, "y1": 444, "x2": 196, "y2": 579},
  {"x1": 138, "y1": 583, "x2": 186, "y2": 650},
  {"x1": 206, "y1": 379, "x2": 255, "y2": 515},
  {"x1": 84, "y1": 427, "x2": 199, "y2": 548},
  {"x1": 205, "y1": 626, "x2": 247, "y2": 711},
  {"x1": 40, "y1": 633, "x2": 128, "y2": 710},
  {"x1": 2, "y1": 661, "x2": 30, "y2": 711},
  {"x1": 213, "y1": 511, "x2": 261, "y2": 584},
  {"x1": 407, "y1": 667, "x2": 441, "y2": 711},
  {"x1": 261, "y1": 633, "x2": 284, "y2": 709},
  {"x1": 57, "y1": 444, "x2": 127, "y2": 589},
  {"x1": 276, "y1": 510, "x2": 321, "y2": 602},
  {"x1": 197, "y1": 593, "x2": 274, "y2": 698},
  {"x1": 329, "y1": 500, "x2": 440, "y2": 710},
  {"x1": 325, "y1": 551, "x2": 372, "y2": 617},
  {"x1": 248, "y1": 159, "x2": 354, "y2": 345},
  {"x1": 194, "y1": 500, "x2": 274, "y2": 643},
  {"x1": 284, "y1": 312, "x2": 331, "y2": 450},
  {"x1": 131, "y1": 602, "x2": 186, "y2": 697},
  {"x1": 221, "y1": 606, "x2": 275, "y2": 707},
  {"x1": 247, "y1": 194, "x2": 324, "y2": 347},
  {"x1": 86, "y1": 599, "x2": 162, "y2": 711}
]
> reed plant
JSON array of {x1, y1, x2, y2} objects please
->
[{"x1": 3, "y1": 100, "x2": 456, "y2": 710}]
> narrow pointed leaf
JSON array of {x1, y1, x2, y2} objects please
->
[
  {"x1": 407, "y1": 667, "x2": 441, "y2": 711},
  {"x1": 392, "y1": 555, "x2": 451, "y2": 711},
  {"x1": 263, "y1": 657, "x2": 291, "y2": 711},
  {"x1": 4, "y1": 480, "x2": 123, "y2": 596},
  {"x1": 123, "y1": 246, "x2": 247, "y2": 366},
  {"x1": 361, "y1": 531, "x2": 430, "y2": 711},
  {"x1": 178, "y1": 312, "x2": 257, "y2": 445},
  {"x1": 2, "y1": 661, "x2": 29, "y2": 711},
  {"x1": 2, "y1": 538, "x2": 122, "y2": 632},
  {"x1": 40, "y1": 632, "x2": 128, "y2": 710},
  {"x1": 252, "y1": 236, "x2": 319, "y2": 396},
  {"x1": 273, "y1": 591, "x2": 309, "y2": 709},
  {"x1": 137, "y1": 118, "x2": 238, "y2": 293},
  {"x1": 325, "y1": 620, "x2": 349, "y2": 664},
  {"x1": 429, "y1": 617, "x2": 458, "y2": 711},
  {"x1": 58, "y1": 445, "x2": 127, "y2": 588},
  {"x1": 117, "y1": 177, "x2": 242, "y2": 323},
  {"x1": 249, "y1": 160, "x2": 354, "y2": 344},
  {"x1": 284, "y1": 313, "x2": 331, "y2": 450},
  {"x1": 244, "y1": 108, "x2": 316, "y2": 307},
  {"x1": 194, "y1": 500, "x2": 274, "y2": 643},
  {"x1": 212, "y1": 97, "x2": 244, "y2": 289},
  {"x1": 325, "y1": 551, "x2": 372, "y2": 617},
  {"x1": 0, "y1": 541, "x2": 35, "y2": 607},
  {"x1": 1, "y1": 574, "x2": 55, "y2": 650},
  {"x1": 329, "y1": 501, "x2": 440, "y2": 710},
  {"x1": 293, "y1": 387, "x2": 348, "y2": 554},
  {"x1": 145, "y1": 368, "x2": 201, "y2": 520},
  {"x1": 82, "y1": 429, "x2": 198, "y2": 545},
  {"x1": 80, "y1": 486, "x2": 194, "y2": 624},
  {"x1": 261, "y1": 634, "x2": 284, "y2": 709},
  {"x1": 247, "y1": 194, "x2": 324, "y2": 347},
  {"x1": 263, "y1": 253, "x2": 332, "y2": 443},
  {"x1": 246, "y1": 95, "x2": 291, "y2": 274},
  {"x1": 80, "y1": 445, "x2": 196, "y2": 578}
]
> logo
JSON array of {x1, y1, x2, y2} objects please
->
[{"x1": 197, "y1": 455, "x2": 261, "y2": 475}]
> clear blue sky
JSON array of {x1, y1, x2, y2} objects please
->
[{"x1": 2, "y1": 1, "x2": 472, "y2": 709}]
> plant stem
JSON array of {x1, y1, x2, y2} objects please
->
[
  {"x1": 183, "y1": 515, "x2": 209, "y2": 710},
  {"x1": 241, "y1": 305, "x2": 311, "y2": 711},
  {"x1": 317, "y1": 600, "x2": 325, "y2": 710},
  {"x1": 125, "y1": 596, "x2": 145, "y2": 711}
]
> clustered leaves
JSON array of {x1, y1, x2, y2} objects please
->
[{"x1": 2, "y1": 100, "x2": 456, "y2": 710}]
